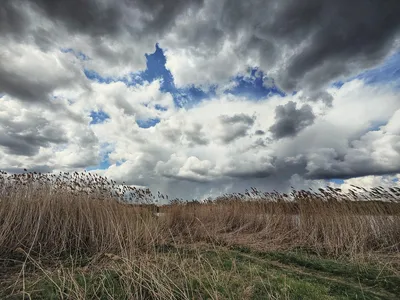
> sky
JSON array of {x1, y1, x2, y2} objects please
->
[{"x1": 1, "y1": 0, "x2": 400, "y2": 201}]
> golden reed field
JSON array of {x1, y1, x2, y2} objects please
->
[{"x1": 1, "y1": 170, "x2": 400, "y2": 299}]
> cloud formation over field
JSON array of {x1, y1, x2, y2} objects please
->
[{"x1": 1, "y1": 0, "x2": 400, "y2": 199}]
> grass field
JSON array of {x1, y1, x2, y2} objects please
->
[{"x1": 0, "y1": 171, "x2": 399, "y2": 299}]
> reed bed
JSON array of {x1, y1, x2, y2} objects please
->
[{"x1": 1, "y1": 170, "x2": 399, "y2": 259}]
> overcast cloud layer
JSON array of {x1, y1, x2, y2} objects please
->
[{"x1": 1, "y1": 0, "x2": 400, "y2": 200}]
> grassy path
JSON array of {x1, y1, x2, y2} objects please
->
[
  {"x1": 228, "y1": 248, "x2": 399, "y2": 299},
  {"x1": 1, "y1": 246, "x2": 399, "y2": 299}
]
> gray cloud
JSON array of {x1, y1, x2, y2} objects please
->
[
  {"x1": 0, "y1": 40, "x2": 88, "y2": 105},
  {"x1": 0, "y1": 65, "x2": 83, "y2": 105},
  {"x1": 224, "y1": 169, "x2": 273, "y2": 179},
  {"x1": 271, "y1": 0, "x2": 400, "y2": 91},
  {"x1": 255, "y1": 130, "x2": 265, "y2": 135},
  {"x1": 164, "y1": 0, "x2": 400, "y2": 96},
  {"x1": 0, "y1": 0, "x2": 205, "y2": 101},
  {"x1": 269, "y1": 101, "x2": 315, "y2": 139},
  {"x1": 236, "y1": 0, "x2": 400, "y2": 91},
  {"x1": 220, "y1": 114, "x2": 255, "y2": 126},
  {"x1": 1, "y1": 0, "x2": 203, "y2": 41},
  {"x1": 185, "y1": 123, "x2": 209, "y2": 146},
  {"x1": 163, "y1": 173, "x2": 211, "y2": 183},
  {"x1": 0, "y1": 0, "x2": 202, "y2": 35},
  {"x1": 304, "y1": 133, "x2": 400, "y2": 180},
  {"x1": 0, "y1": 113, "x2": 68, "y2": 156},
  {"x1": 2, "y1": 0, "x2": 399, "y2": 98},
  {"x1": 219, "y1": 113, "x2": 255, "y2": 143}
]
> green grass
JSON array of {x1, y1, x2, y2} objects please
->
[{"x1": 2, "y1": 246, "x2": 399, "y2": 299}]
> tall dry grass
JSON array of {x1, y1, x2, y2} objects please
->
[
  {"x1": 0, "y1": 171, "x2": 165, "y2": 259},
  {"x1": 166, "y1": 189, "x2": 400, "y2": 256},
  {"x1": 0, "y1": 170, "x2": 400, "y2": 259}
]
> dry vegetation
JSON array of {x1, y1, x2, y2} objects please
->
[{"x1": 0, "y1": 170, "x2": 400, "y2": 299}]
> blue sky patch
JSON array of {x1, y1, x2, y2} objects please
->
[
  {"x1": 332, "y1": 51, "x2": 400, "y2": 89},
  {"x1": 84, "y1": 69, "x2": 119, "y2": 84},
  {"x1": 131, "y1": 43, "x2": 175, "y2": 92},
  {"x1": 174, "y1": 85, "x2": 217, "y2": 108},
  {"x1": 329, "y1": 178, "x2": 345, "y2": 185},
  {"x1": 356, "y1": 51, "x2": 400, "y2": 86},
  {"x1": 90, "y1": 110, "x2": 110, "y2": 124},
  {"x1": 61, "y1": 48, "x2": 90, "y2": 61},
  {"x1": 368, "y1": 121, "x2": 387, "y2": 132},
  {"x1": 155, "y1": 104, "x2": 168, "y2": 111},
  {"x1": 136, "y1": 118, "x2": 160, "y2": 128},
  {"x1": 225, "y1": 68, "x2": 285, "y2": 100},
  {"x1": 129, "y1": 44, "x2": 216, "y2": 107},
  {"x1": 331, "y1": 81, "x2": 345, "y2": 89}
]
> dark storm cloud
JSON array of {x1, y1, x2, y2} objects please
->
[
  {"x1": 1, "y1": 0, "x2": 203, "y2": 38},
  {"x1": 18, "y1": 0, "x2": 121, "y2": 36},
  {"x1": 176, "y1": 0, "x2": 400, "y2": 93},
  {"x1": 0, "y1": 114, "x2": 68, "y2": 156},
  {"x1": 2, "y1": 0, "x2": 399, "y2": 96},
  {"x1": 270, "y1": 0, "x2": 400, "y2": 92},
  {"x1": 131, "y1": 0, "x2": 204, "y2": 35},
  {"x1": 219, "y1": 113, "x2": 255, "y2": 143},
  {"x1": 0, "y1": 66, "x2": 79, "y2": 105},
  {"x1": 269, "y1": 101, "x2": 315, "y2": 139},
  {"x1": 0, "y1": 70, "x2": 48, "y2": 103}
]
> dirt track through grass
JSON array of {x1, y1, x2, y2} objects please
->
[
  {"x1": 228, "y1": 247, "x2": 399, "y2": 299},
  {"x1": 1, "y1": 245, "x2": 400, "y2": 299}
]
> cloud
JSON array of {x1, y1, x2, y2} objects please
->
[
  {"x1": 269, "y1": 101, "x2": 315, "y2": 139},
  {"x1": 1, "y1": 0, "x2": 121, "y2": 37},
  {"x1": 0, "y1": 42, "x2": 88, "y2": 104},
  {"x1": 156, "y1": 155, "x2": 215, "y2": 183},
  {"x1": 184, "y1": 123, "x2": 209, "y2": 146},
  {"x1": 1, "y1": 49, "x2": 399, "y2": 201},
  {"x1": 163, "y1": 0, "x2": 400, "y2": 96},
  {"x1": 305, "y1": 128, "x2": 400, "y2": 180},
  {"x1": 221, "y1": 154, "x2": 275, "y2": 179},
  {"x1": 1, "y1": 1, "x2": 400, "y2": 200},
  {"x1": 0, "y1": 111, "x2": 67, "y2": 156},
  {"x1": 218, "y1": 113, "x2": 255, "y2": 143},
  {"x1": 2, "y1": 0, "x2": 399, "y2": 97},
  {"x1": 255, "y1": 130, "x2": 265, "y2": 135},
  {"x1": 0, "y1": 0, "x2": 204, "y2": 78},
  {"x1": 339, "y1": 174, "x2": 400, "y2": 193},
  {"x1": 0, "y1": 92, "x2": 99, "y2": 172},
  {"x1": 96, "y1": 80, "x2": 400, "y2": 199}
]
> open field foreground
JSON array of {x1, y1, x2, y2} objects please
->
[{"x1": 1, "y1": 171, "x2": 400, "y2": 299}]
